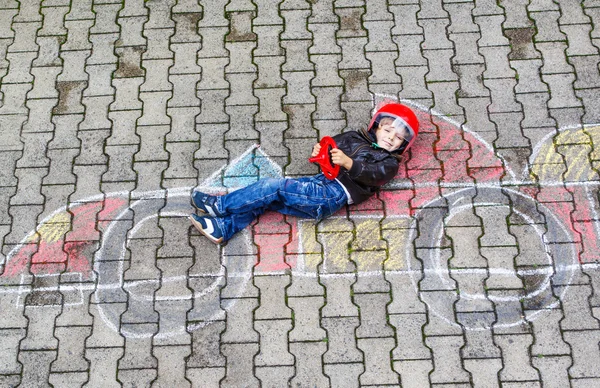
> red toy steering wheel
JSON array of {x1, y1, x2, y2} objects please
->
[{"x1": 308, "y1": 136, "x2": 340, "y2": 180}]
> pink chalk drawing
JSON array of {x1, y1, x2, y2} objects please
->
[
  {"x1": 1, "y1": 99, "x2": 598, "y2": 336},
  {"x1": 3, "y1": 197, "x2": 127, "y2": 279}
]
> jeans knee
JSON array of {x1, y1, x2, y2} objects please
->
[{"x1": 258, "y1": 177, "x2": 284, "y2": 193}]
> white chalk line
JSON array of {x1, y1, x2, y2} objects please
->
[
  {"x1": 2, "y1": 263, "x2": 597, "y2": 295},
  {"x1": 2, "y1": 98, "x2": 599, "y2": 336},
  {"x1": 3, "y1": 263, "x2": 595, "y2": 334}
]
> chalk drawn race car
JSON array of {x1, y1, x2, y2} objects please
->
[{"x1": 2, "y1": 99, "x2": 598, "y2": 337}]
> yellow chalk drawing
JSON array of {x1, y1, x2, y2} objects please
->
[
  {"x1": 26, "y1": 212, "x2": 71, "y2": 243},
  {"x1": 382, "y1": 228, "x2": 412, "y2": 271},
  {"x1": 299, "y1": 217, "x2": 413, "y2": 272},
  {"x1": 531, "y1": 125, "x2": 600, "y2": 182}
]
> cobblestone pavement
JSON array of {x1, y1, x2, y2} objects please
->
[{"x1": 1, "y1": 0, "x2": 600, "y2": 387}]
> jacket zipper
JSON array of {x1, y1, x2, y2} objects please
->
[{"x1": 347, "y1": 144, "x2": 369, "y2": 158}]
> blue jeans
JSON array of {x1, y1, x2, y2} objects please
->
[{"x1": 212, "y1": 174, "x2": 348, "y2": 241}]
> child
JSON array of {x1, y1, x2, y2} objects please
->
[{"x1": 189, "y1": 102, "x2": 419, "y2": 244}]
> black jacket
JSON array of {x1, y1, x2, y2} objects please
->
[{"x1": 332, "y1": 129, "x2": 400, "y2": 205}]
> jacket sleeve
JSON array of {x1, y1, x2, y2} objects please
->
[{"x1": 347, "y1": 155, "x2": 399, "y2": 187}]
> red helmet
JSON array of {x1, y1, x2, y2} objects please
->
[{"x1": 366, "y1": 103, "x2": 419, "y2": 154}]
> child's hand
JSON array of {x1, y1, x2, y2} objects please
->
[
  {"x1": 330, "y1": 148, "x2": 353, "y2": 170},
  {"x1": 311, "y1": 143, "x2": 321, "y2": 158}
]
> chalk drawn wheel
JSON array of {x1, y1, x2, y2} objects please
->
[
  {"x1": 409, "y1": 187, "x2": 576, "y2": 330},
  {"x1": 95, "y1": 190, "x2": 253, "y2": 338}
]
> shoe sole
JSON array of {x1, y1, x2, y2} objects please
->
[{"x1": 189, "y1": 216, "x2": 223, "y2": 244}]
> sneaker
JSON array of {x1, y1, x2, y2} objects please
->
[
  {"x1": 191, "y1": 191, "x2": 221, "y2": 217},
  {"x1": 189, "y1": 214, "x2": 224, "y2": 244}
]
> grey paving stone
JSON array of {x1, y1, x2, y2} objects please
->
[
  {"x1": 118, "y1": 368, "x2": 157, "y2": 388},
  {"x1": 119, "y1": 331, "x2": 158, "y2": 370},
  {"x1": 475, "y1": 15, "x2": 509, "y2": 47},
  {"x1": 562, "y1": 24, "x2": 597, "y2": 56},
  {"x1": 0, "y1": 151, "x2": 20, "y2": 186},
  {"x1": 324, "y1": 362, "x2": 362, "y2": 388},
  {"x1": 358, "y1": 337, "x2": 400, "y2": 385},
  {"x1": 531, "y1": 12, "x2": 564, "y2": 43},
  {"x1": 18, "y1": 350, "x2": 56, "y2": 388},
  {"x1": 254, "y1": 319, "x2": 294, "y2": 366},
  {"x1": 103, "y1": 145, "x2": 137, "y2": 183},
  {"x1": 417, "y1": 0, "x2": 447, "y2": 20},
  {"x1": 64, "y1": 0, "x2": 95, "y2": 21},
  {"x1": 355, "y1": 293, "x2": 394, "y2": 338},
  {"x1": 321, "y1": 316, "x2": 362, "y2": 364},
  {"x1": 452, "y1": 33, "x2": 485, "y2": 66},
  {"x1": 225, "y1": 106, "x2": 260, "y2": 139},
  {"x1": 544, "y1": 73, "x2": 582, "y2": 109},
  {"x1": 516, "y1": 93, "x2": 554, "y2": 129},
  {"x1": 0, "y1": 188, "x2": 15, "y2": 224},
  {"x1": 48, "y1": 372, "x2": 88, "y2": 388},
  {"x1": 86, "y1": 303, "x2": 126, "y2": 347},
  {"x1": 426, "y1": 335, "x2": 471, "y2": 384},
  {"x1": 547, "y1": 106, "x2": 585, "y2": 129},
  {"x1": 10, "y1": 168, "x2": 47, "y2": 206},
  {"x1": 87, "y1": 35, "x2": 119, "y2": 67},
  {"x1": 496, "y1": 333, "x2": 540, "y2": 382},
  {"x1": 221, "y1": 297, "x2": 259, "y2": 343},
  {"x1": 423, "y1": 50, "x2": 457, "y2": 82},
  {"x1": 0, "y1": 328, "x2": 25, "y2": 374},
  {"x1": 153, "y1": 345, "x2": 191, "y2": 387},
  {"x1": 389, "y1": 4, "x2": 420, "y2": 36},
  {"x1": 187, "y1": 321, "x2": 226, "y2": 369},
  {"x1": 255, "y1": 366, "x2": 295, "y2": 388},
  {"x1": 29, "y1": 67, "x2": 60, "y2": 98},
  {"x1": 455, "y1": 64, "x2": 489, "y2": 98},
  {"x1": 480, "y1": 46, "x2": 514, "y2": 80},
  {"x1": 556, "y1": 283, "x2": 600, "y2": 330},
  {"x1": 320, "y1": 276, "x2": 357, "y2": 317},
  {"x1": 570, "y1": 56, "x2": 600, "y2": 90},
  {"x1": 220, "y1": 343, "x2": 260, "y2": 387},
  {"x1": 55, "y1": 286, "x2": 94, "y2": 327},
  {"x1": 0, "y1": 115, "x2": 24, "y2": 151},
  {"x1": 253, "y1": 275, "x2": 291, "y2": 319},
  {"x1": 7, "y1": 24, "x2": 39, "y2": 54},
  {"x1": 501, "y1": 0, "x2": 533, "y2": 29},
  {"x1": 74, "y1": 129, "x2": 109, "y2": 165},
  {"x1": 389, "y1": 313, "x2": 429, "y2": 360},
  {"x1": 289, "y1": 341, "x2": 329, "y2": 388},
  {"x1": 446, "y1": 2, "x2": 478, "y2": 34},
  {"x1": 394, "y1": 359, "x2": 434, "y2": 388},
  {"x1": 116, "y1": 18, "x2": 147, "y2": 49},
  {"x1": 485, "y1": 78, "x2": 522, "y2": 114},
  {"x1": 0, "y1": 83, "x2": 33, "y2": 114},
  {"x1": 571, "y1": 378, "x2": 600, "y2": 388},
  {"x1": 164, "y1": 142, "x2": 198, "y2": 181},
  {"x1": 187, "y1": 367, "x2": 225, "y2": 388},
  {"x1": 537, "y1": 42, "x2": 574, "y2": 75},
  {"x1": 464, "y1": 358, "x2": 502, "y2": 388},
  {"x1": 51, "y1": 326, "x2": 91, "y2": 372},
  {"x1": 62, "y1": 20, "x2": 94, "y2": 52},
  {"x1": 337, "y1": 36, "x2": 370, "y2": 70},
  {"x1": 165, "y1": 108, "x2": 200, "y2": 142},
  {"x1": 531, "y1": 355, "x2": 572, "y2": 388},
  {"x1": 289, "y1": 295, "x2": 327, "y2": 341}
]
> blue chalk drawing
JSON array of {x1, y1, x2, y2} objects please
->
[{"x1": 199, "y1": 145, "x2": 283, "y2": 192}]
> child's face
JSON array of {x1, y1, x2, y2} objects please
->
[{"x1": 375, "y1": 118, "x2": 409, "y2": 151}]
